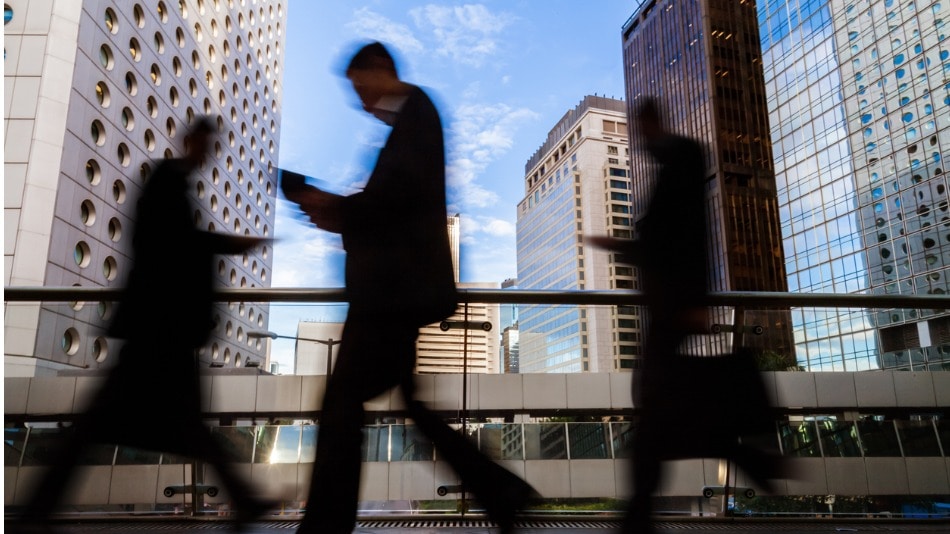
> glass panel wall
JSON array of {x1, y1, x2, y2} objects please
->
[
  {"x1": 817, "y1": 420, "x2": 862, "y2": 457},
  {"x1": 857, "y1": 420, "x2": 902, "y2": 457},
  {"x1": 779, "y1": 421, "x2": 822, "y2": 457},
  {"x1": 895, "y1": 420, "x2": 941, "y2": 457}
]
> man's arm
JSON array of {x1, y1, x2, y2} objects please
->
[
  {"x1": 586, "y1": 235, "x2": 644, "y2": 265},
  {"x1": 199, "y1": 233, "x2": 272, "y2": 254},
  {"x1": 287, "y1": 186, "x2": 345, "y2": 234}
]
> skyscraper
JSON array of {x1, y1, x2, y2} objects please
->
[
  {"x1": 758, "y1": 0, "x2": 950, "y2": 371},
  {"x1": 4, "y1": 0, "x2": 284, "y2": 375},
  {"x1": 415, "y1": 215, "x2": 501, "y2": 374},
  {"x1": 516, "y1": 96, "x2": 640, "y2": 373},
  {"x1": 500, "y1": 278, "x2": 520, "y2": 373},
  {"x1": 622, "y1": 0, "x2": 793, "y2": 359},
  {"x1": 501, "y1": 325, "x2": 520, "y2": 373},
  {"x1": 294, "y1": 321, "x2": 343, "y2": 375}
]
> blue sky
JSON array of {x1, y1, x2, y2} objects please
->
[{"x1": 266, "y1": 1, "x2": 634, "y2": 370}]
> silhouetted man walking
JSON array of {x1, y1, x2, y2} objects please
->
[
  {"x1": 283, "y1": 42, "x2": 535, "y2": 534},
  {"x1": 14, "y1": 118, "x2": 271, "y2": 532},
  {"x1": 590, "y1": 99, "x2": 782, "y2": 534}
]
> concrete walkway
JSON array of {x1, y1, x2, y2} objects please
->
[{"x1": 6, "y1": 518, "x2": 949, "y2": 533}]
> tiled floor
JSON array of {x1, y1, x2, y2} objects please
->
[{"x1": 5, "y1": 518, "x2": 949, "y2": 534}]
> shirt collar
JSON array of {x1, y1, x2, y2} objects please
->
[{"x1": 371, "y1": 94, "x2": 409, "y2": 126}]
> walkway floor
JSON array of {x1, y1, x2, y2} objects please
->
[{"x1": 5, "y1": 518, "x2": 949, "y2": 534}]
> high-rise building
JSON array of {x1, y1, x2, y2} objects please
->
[
  {"x1": 415, "y1": 215, "x2": 501, "y2": 374},
  {"x1": 416, "y1": 282, "x2": 501, "y2": 374},
  {"x1": 622, "y1": 0, "x2": 793, "y2": 359},
  {"x1": 499, "y1": 277, "x2": 519, "y2": 332},
  {"x1": 4, "y1": 0, "x2": 284, "y2": 376},
  {"x1": 516, "y1": 96, "x2": 640, "y2": 373},
  {"x1": 499, "y1": 277, "x2": 519, "y2": 373},
  {"x1": 501, "y1": 325, "x2": 520, "y2": 373},
  {"x1": 294, "y1": 321, "x2": 343, "y2": 375},
  {"x1": 448, "y1": 212, "x2": 461, "y2": 282},
  {"x1": 758, "y1": 0, "x2": 950, "y2": 371}
]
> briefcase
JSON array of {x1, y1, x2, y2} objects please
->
[{"x1": 644, "y1": 348, "x2": 775, "y2": 459}]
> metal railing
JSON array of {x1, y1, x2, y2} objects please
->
[{"x1": 6, "y1": 286, "x2": 950, "y2": 309}]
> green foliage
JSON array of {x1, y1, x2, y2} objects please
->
[
  {"x1": 529, "y1": 498, "x2": 626, "y2": 511},
  {"x1": 754, "y1": 349, "x2": 803, "y2": 371}
]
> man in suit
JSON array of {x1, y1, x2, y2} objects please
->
[
  {"x1": 285, "y1": 42, "x2": 535, "y2": 534},
  {"x1": 15, "y1": 118, "x2": 271, "y2": 532},
  {"x1": 590, "y1": 99, "x2": 783, "y2": 533}
]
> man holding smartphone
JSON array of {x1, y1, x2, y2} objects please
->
[{"x1": 283, "y1": 42, "x2": 535, "y2": 534}]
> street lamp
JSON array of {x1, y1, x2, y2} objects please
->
[{"x1": 247, "y1": 330, "x2": 341, "y2": 376}]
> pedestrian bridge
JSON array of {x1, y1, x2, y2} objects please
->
[
  {"x1": 4, "y1": 287, "x2": 950, "y2": 517},
  {"x1": 5, "y1": 370, "x2": 950, "y2": 510}
]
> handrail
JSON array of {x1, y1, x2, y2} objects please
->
[{"x1": 4, "y1": 286, "x2": 950, "y2": 309}]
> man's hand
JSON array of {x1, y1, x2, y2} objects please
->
[
  {"x1": 585, "y1": 235, "x2": 630, "y2": 251},
  {"x1": 291, "y1": 187, "x2": 344, "y2": 233}
]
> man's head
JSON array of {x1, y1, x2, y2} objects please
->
[
  {"x1": 344, "y1": 42, "x2": 403, "y2": 113},
  {"x1": 184, "y1": 117, "x2": 215, "y2": 166}
]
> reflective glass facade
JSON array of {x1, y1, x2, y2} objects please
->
[
  {"x1": 837, "y1": 0, "x2": 950, "y2": 370},
  {"x1": 517, "y1": 97, "x2": 639, "y2": 373},
  {"x1": 759, "y1": 0, "x2": 950, "y2": 370},
  {"x1": 8, "y1": 418, "x2": 946, "y2": 467},
  {"x1": 759, "y1": 0, "x2": 877, "y2": 370},
  {"x1": 622, "y1": 0, "x2": 793, "y2": 358},
  {"x1": 517, "y1": 162, "x2": 585, "y2": 372}
]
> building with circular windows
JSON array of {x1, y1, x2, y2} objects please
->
[{"x1": 4, "y1": 0, "x2": 284, "y2": 374}]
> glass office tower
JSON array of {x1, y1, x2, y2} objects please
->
[
  {"x1": 516, "y1": 96, "x2": 639, "y2": 373},
  {"x1": 622, "y1": 0, "x2": 793, "y2": 361},
  {"x1": 758, "y1": 0, "x2": 950, "y2": 370}
]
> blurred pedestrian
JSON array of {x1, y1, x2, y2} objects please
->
[
  {"x1": 14, "y1": 118, "x2": 271, "y2": 532},
  {"x1": 282, "y1": 42, "x2": 536, "y2": 534},
  {"x1": 589, "y1": 98, "x2": 782, "y2": 534}
]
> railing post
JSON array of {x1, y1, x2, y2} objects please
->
[
  {"x1": 460, "y1": 301, "x2": 469, "y2": 517},
  {"x1": 607, "y1": 421, "x2": 615, "y2": 459}
]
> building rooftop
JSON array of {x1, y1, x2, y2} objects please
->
[{"x1": 524, "y1": 95, "x2": 627, "y2": 174}]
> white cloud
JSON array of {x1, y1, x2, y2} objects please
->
[
  {"x1": 345, "y1": 7, "x2": 424, "y2": 55},
  {"x1": 271, "y1": 200, "x2": 346, "y2": 288},
  {"x1": 483, "y1": 218, "x2": 515, "y2": 237},
  {"x1": 460, "y1": 237, "x2": 518, "y2": 282},
  {"x1": 409, "y1": 4, "x2": 516, "y2": 67},
  {"x1": 461, "y1": 215, "x2": 515, "y2": 239},
  {"x1": 446, "y1": 102, "x2": 538, "y2": 209}
]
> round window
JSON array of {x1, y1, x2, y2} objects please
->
[
  {"x1": 112, "y1": 180, "x2": 127, "y2": 204},
  {"x1": 74, "y1": 241, "x2": 92, "y2": 267},
  {"x1": 95, "y1": 81, "x2": 110, "y2": 107},
  {"x1": 85, "y1": 159, "x2": 101, "y2": 185},
  {"x1": 103, "y1": 256, "x2": 118, "y2": 281},
  {"x1": 90, "y1": 120, "x2": 106, "y2": 146},
  {"x1": 93, "y1": 337, "x2": 109, "y2": 363},
  {"x1": 62, "y1": 328, "x2": 80, "y2": 355},
  {"x1": 80, "y1": 200, "x2": 96, "y2": 226}
]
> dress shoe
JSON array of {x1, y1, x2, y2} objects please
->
[
  {"x1": 5, "y1": 519, "x2": 60, "y2": 534},
  {"x1": 479, "y1": 475, "x2": 539, "y2": 534},
  {"x1": 232, "y1": 498, "x2": 278, "y2": 532}
]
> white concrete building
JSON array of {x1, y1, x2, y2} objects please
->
[
  {"x1": 516, "y1": 96, "x2": 639, "y2": 373},
  {"x1": 415, "y1": 215, "x2": 501, "y2": 374},
  {"x1": 416, "y1": 281, "x2": 501, "y2": 375},
  {"x1": 4, "y1": 0, "x2": 285, "y2": 375},
  {"x1": 293, "y1": 321, "x2": 344, "y2": 376}
]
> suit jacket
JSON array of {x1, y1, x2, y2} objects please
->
[
  {"x1": 109, "y1": 158, "x2": 255, "y2": 350},
  {"x1": 339, "y1": 85, "x2": 457, "y2": 326},
  {"x1": 633, "y1": 133, "x2": 709, "y2": 310}
]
